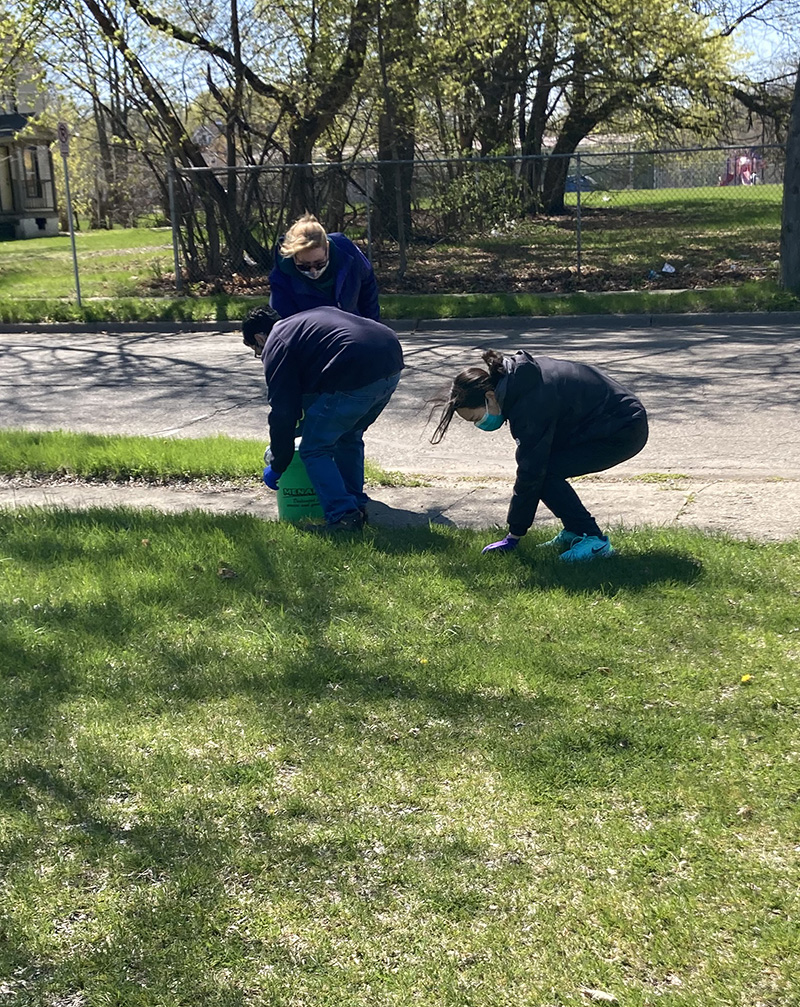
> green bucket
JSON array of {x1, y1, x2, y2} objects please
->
[{"x1": 273, "y1": 438, "x2": 324, "y2": 523}]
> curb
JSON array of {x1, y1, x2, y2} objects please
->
[
  {"x1": 1, "y1": 311, "x2": 798, "y2": 336},
  {"x1": 0, "y1": 320, "x2": 243, "y2": 335},
  {"x1": 411, "y1": 311, "x2": 800, "y2": 332}
]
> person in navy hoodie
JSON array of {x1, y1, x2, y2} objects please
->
[
  {"x1": 242, "y1": 305, "x2": 403, "y2": 532},
  {"x1": 268, "y1": 213, "x2": 380, "y2": 321}
]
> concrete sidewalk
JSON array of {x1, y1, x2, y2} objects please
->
[{"x1": 1, "y1": 472, "x2": 797, "y2": 541}]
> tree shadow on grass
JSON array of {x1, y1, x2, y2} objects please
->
[
  {"x1": 513, "y1": 547, "x2": 704, "y2": 595},
  {"x1": 0, "y1": 512, "x2": 726, "y2": 1003},
  {"x1": 364, "y1": 524, "x2": 704, "y2": 595},
  {"x1": 0, "y1": 760, "x2": 252, "y2": 1005},
  {"x1": 0, "y1": 751, "x2": 281, "y2": 1002},
  {"x1": 1, "y1": 508, "x2": 782, "y2": 1005},
  {"x1": 0, "y1": 509, "x2": 705, "y2": 736},
  {"x1": 0, "y1": 665, "x2": 627, "y2": 1000}
]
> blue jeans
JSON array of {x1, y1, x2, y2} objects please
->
[{"x1": 298, "y1": 373, "x2": 401, "y2": 524}]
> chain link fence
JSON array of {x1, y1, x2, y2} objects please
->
[{"x1": 170, "y1": 144, "x2": 785, "y2": 295}]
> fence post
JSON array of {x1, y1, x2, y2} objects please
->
[
  {"x1": 364, "y1": 165, "x2": 373, "y2": 262},
  {"x1": 395, "y1": 161, "x2": 407, "y2": 280},
  {"x1": 168, "y1": 162, "x2": 183, "y2": 293},
  {"x1": 575, "y1": 153, "x2": 582, "y2": 283}
]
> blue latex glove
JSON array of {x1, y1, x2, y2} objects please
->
[
  {"x1": 263, "y1": 465, "x2": 280, "y2": 491},
  {"x1": 482, "y1": 535, "x2": 519, "y2": 554}
]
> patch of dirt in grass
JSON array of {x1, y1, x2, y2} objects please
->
[
  {"x1": 152, "y1": 269, "x2": 775, "y2": 300},
  {"x1": 376, "y1": 258, "x2": 777, "y2": 294},
  {"x1": 147, "y1": 257, "x2": 777, "y2": 298}
]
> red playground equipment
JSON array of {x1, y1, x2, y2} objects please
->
[{"x1": 719, "y1": 149, "x2": 765, "y2": 186}]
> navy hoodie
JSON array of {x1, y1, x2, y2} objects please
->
[
  {"x1": 495, "y1": 352, "x2": 646, "y2": 535},
  {"x1": 262, "y1": 307, "x2": 403, "y2": 472}
]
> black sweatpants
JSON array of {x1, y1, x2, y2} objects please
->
[{"x1": 539, "y1": 414, "x2": 649, "y2": 537}]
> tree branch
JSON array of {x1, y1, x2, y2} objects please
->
[{"x1": 123, "y1": 0, "x2": 296, "y2": 118}]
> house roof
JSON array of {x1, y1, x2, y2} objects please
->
[
  {"x1": 0, "y1": 111, "x2": 55, "y2": 143},
  {"x1": 0, "y1": 112, "x2": 30, "y2": 138}
]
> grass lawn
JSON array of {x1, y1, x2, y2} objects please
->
[
  {"x1": 1, "y1": 503, "x2": 798, "y2": 1006},
  {"x1": 573, "y1": 187, "x2": 782, "y2": 271},
  {"x1": 2, "y1": 282, "x2": 797, "y2": 326},
  {"x1": 0, "y1": 227, "x2": 175, "y2": 301},
  {"x1": 0, "y1": 429, "x2": 412, "y2": 488},
  {"x1": 1, "y1": 188, "x2": 798, "y2": 322}
]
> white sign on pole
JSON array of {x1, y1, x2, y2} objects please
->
[{"x1": 57, "y1": 121, "x2": 70, "y2": 156}]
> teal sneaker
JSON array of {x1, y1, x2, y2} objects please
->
[
  {"x1": 559, "y1": 534, "x2": 614, "y2": 562},
  {"x1": 538, "y1": 529, "x2": 583, "y2": 549}
]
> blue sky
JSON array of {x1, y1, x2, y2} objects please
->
[{"x1": 733, "y1": 16, "x2": 797, "y2": 74}]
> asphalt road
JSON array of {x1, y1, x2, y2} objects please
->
[{"x1": 3, "y1": 312, "x2": 799, "y2": 481}]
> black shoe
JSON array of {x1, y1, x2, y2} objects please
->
[
  {"x1": 328, "y1": 510, "x2": 365, "y2": 532},
  {"x1": 304, "y1": 509, "x2": 365, "y2": 535}
]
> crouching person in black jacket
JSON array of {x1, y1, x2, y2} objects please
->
[
  {"x1": 431, "y1": 349, "x2": 648, "y2": 561},
  {"x1": 242, "y1": 305, "x2": 404, "y2": 532}
]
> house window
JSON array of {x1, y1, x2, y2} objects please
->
[{"x1": 23, "y1": 146, "x2": 43, "y2": 199}]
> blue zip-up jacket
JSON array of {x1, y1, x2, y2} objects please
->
[
  {"x1": 268, "y1": 232, "x2": 380, "y2": 321},
  {"x1": 262, "y1": 307, "x2": 403, "y2": 473}
]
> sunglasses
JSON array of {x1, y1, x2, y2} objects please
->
[{"x1": 294, "y1": 257, "x2": 328, "y2": 272}]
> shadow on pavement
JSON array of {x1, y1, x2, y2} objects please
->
[{"x1": 366, "y1": 498, "x2": 456, "y2": 529}]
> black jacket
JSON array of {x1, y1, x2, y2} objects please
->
[
  {"x1": 496, "y1": 352, "x2": 647, "y2": 536},
  {"x1": 262, "y1": 306, "x2": 404, "y2": 472}
]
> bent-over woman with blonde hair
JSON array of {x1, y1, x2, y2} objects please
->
[{"x1": 268, "y1": 213, "x2": 380, "y2": 321}]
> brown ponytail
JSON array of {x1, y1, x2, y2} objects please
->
[
  {"x1": 428, "y1": 350, "x2": 506, "y2": 444},
  {"x1": 481, "y1": 349, "x2": 506, "y2": 382}
]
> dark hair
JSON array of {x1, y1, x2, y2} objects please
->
[
  {"x1": 429, "y1": 349, "x2": 506, "y2": 444},
  {"x1": 242, "y1": 305, "x2": 280, "y2": 348}
]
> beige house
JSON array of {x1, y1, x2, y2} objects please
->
[{"x1": 1, "y1": 88, "x2": 59, "y2": 239}]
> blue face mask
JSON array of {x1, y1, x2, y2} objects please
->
[{"x1": 474, "y1": 406, "x2": 504, "y2": 431}]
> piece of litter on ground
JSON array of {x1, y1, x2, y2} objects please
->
[{"x1": 579, "y1": 989, "x2": 618, "y2": 1004}]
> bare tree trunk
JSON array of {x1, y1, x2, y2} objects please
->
[
  {"x1": 92, "y1": 95, "x2": 113, "y2": 228},
  {"x1": 322, "y1": 148, "x2": 347, "y2": 232},
  {"x1": 521, "y1": 20, "x2": 556, "y2": 213},
  {"x1": 286, "y1": 129, "x2": 318, "y2": 220},
  {"x1": 780, "y1": 61, "x2": 800, "y2": 295},
  {"x1": 473, "y1": 31, "x2": 524, "y2": 156},
  {"x1": 375, "y1": 0, "x2": 417, "y2": 249}
]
